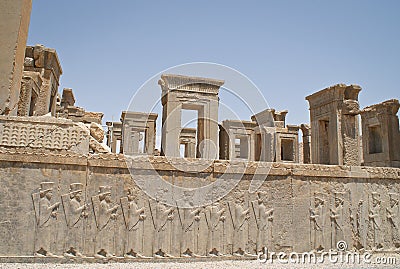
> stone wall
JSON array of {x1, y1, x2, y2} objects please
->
[
  {"x1": 0, "y1": 151, "x2": 399, "y2": 259},
  {"x1": 0, "y1": 116, "x2": 89, "y2": 155},
  {"x1": 0, "y1": 0, "x2": 32, "y2": 115}
]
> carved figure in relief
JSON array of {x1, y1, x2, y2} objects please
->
[
  {"x1": 330, "y1": 192, "x2": 344, "y2": 249},
  {"x1": 229, "y1": 196, "x2": 250, "y2": 256},
  {"x1": 349, "y1": 198, "x2": 366, "y2": 250},
  {"x1": 310, "y1": 192, "x2": 325, "y2": 251},
  {"x1": 61, "y1": 183, "x2": 88, "y2": 257},
  {"x1": 205, "y1": 202, "x2": 226, "y2": 256},
  {"x1": 386, "y1": 193, "x2": 400, "y2": 249},
  {"x1": 252, "y1": 192, "x2": 273, "y2": 253},
  {"x1": 368, "y1": 192, "x2": 383, "y2": 250},
  {"x1": 150, "y1": 201, "x2": 175, "y2": 257},
  {"x1": 120, "y1": 188, "x2": 146, "y2": 258},
  {"x1": 178, "y1": 207, "x2": 202, "y2": 257},
  {"x1": 92, "y1": 186, "x2": 119, "y2": 258},
  {"x1": 32, "y1": 182, "x2": 60, "y2": 257}
]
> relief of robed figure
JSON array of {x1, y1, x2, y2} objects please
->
[
  {"x1": 387, "y1": 193, "x2": 400, "y2": 249},
  {"x1": 204, "y1": 202, "x2": 226, "y2": 256},
  {"x1": 251, "y1": 192, "x2": 273, "y2": 253},
  {"x1": 32, "y1": 182, "x2": 61, "y2": 257},
  {"x1": 120, "y1": 188, "x2": 146, "y2": 257},
  {"x1": 228, "y1": 198, "x2": 250, "y2": 256},
  {"x1": 149, "y1": 200, "x2": 175, "y2": 257},
  {"x1": 61, "y1": 183, "x2": 88, "y2": 257},
  {"x1": 91, "y1": 185, "x2": 119, "y2": 258}
]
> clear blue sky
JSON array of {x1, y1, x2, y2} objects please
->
[{"x1": 27, "y1": 0, "x2": 400, "y2": 126}]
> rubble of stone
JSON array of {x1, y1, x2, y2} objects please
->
[{"x1": 57, "y1": 88, "x2": 104, "y2": 125}]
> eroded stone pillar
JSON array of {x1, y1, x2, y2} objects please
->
[
  {"x1": 306, "y1": 84, "x2": 361, "y2": 165},
  {"x1": 300, "y1": 124, "x2": 311, "y2": 164},
  {"x1": 17, "y1": 71, "x2": 41, "y2": 116},
  {"x1": 106, "y1": 121, "x2": 122, "y2": 153},
  {"x1": 0, "y1": 0, "x2": 32, "y2": 115},
  {"x1": 360, "y1": 99, "x2": 400, "y2": 168}
]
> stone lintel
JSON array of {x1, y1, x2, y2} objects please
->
[
  {"x1": 180, "y1": 127, "x2": 196, "y2": 136},
  {"x1": 221, "y1": 120, "x2": 257, "y2": 130},
  {"x1": 24, "y1": 44, "x2": 63, "y2": 82},
  {"x1": 251, "y1": 108, "x2": 275, "y2": 126},
  {"x1": 305, "y1": 84, "x2": 362, "y2": 108},
  {"x1": 361, "y1": 99, "x2": 399, "y2": 116},
  {"x1": 120, "y1": 111, "x2": 158, "y2": 123},
  {"x1": 158, "y1": 73, "x2": 224, "y2": 95},
  {"x1": 106, "y1": 121, "x2": 122, "y2": 129}
]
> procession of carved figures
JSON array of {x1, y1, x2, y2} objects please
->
[
  {"x1": 32, "y1": 182, "x2": 400, "y2": 259},
  {"x1": 309, "y1": 189, "x2": 400, "y2": 252}
]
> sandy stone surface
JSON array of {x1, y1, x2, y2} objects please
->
[{"x1": 2, "y1": 254, "x2": 400, "y2": 269}]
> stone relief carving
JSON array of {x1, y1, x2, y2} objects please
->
[
  {"x1": 0, "y1": 121, "x2": 88, "y2": 150},
  {"x1": 32, "y1": 182, "x2": 61, "y2": 257},
  {"x1": 310, "y1": 192, "x2": 325, "y2": 251},
  {"x1": 28, "y1": 182, "x2": 400, "y2": 259},
  {"x1": 205, "y1": 202, "x2": 226, "y2": 256},
  {"x1": 178, "y1": 207, "x2": 202, "y2": 257},
  {"x1": 386, "y1": 193, "x2": 400, "y2": 249},
  {"x1": 228, "y1": 197, "x2": 250, "y2": 256},
  {"x1": 251, "y1": 192, "x2": 273, "y2": 253},
  {"x1": 368, "y1": 192, "x2": 383, "y2": 250},
  {"x1": 330, "y1": 191, "x2": 345, "y2": 249},
  {"x1": 120, "y1": 188, "x2": 146, "y2": 258},
  {"x1": 61, "y1": 183, "x2": 88, "y2": 257},
  {"x1": 91, "y1": 186, "x2": 119, "y2": 258},
  {"x1": 349, "y1": 198, "x2": 366, "y2": 250},
  {"x1": 150, "y1": 201, "x2": 175, "y2": 257}
]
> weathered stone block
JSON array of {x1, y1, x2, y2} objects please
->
[{"x1": 0, "y1": 0, "x2": 32, "y2": 115}]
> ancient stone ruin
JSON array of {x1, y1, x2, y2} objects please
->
[{"x1": 0, "y1": 0, "x2": 400, "y2": 262}]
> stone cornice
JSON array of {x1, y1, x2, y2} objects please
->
[
  {"x1": 159, "y1": 74, "x2": 224, "y2": 95},
  {"x1": 0, "y1": 151, "x2": 399, "y2": 179}
]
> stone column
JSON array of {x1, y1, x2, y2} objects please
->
[
  {"x1": 17, "y1": 71, "x2": 41, "y2": 116},
  {"x1": 228, "y1": 130, "x2": 236, "y2": 160},
  {"x1": 185, "y1": 142, "x2": 196, "y2": 158},
  {"x1": 161, "y1": 100, "x2": 181, "y2": 157},
  {"x1": 131, "y1": 131, "x2": 141, "y2": 154},
  {"x1": 0, "y1": 0, "x2": 32, "y2": 115},
  {"x1": 123, "y1": 125, "x2": 133, "y2": 155},
  {"x1": 17, "y1": 76, "x2": 33, "y2": 116},
  {"x1": 146, "y1": 119, "x2": 157, "y2": 155},
  {"x1": 300, "y1": 124, "x2": 311, "y2": 164},
  {"x1": 197, "y1": 98, "x2": 219, "y2": 159},
  {"x1": 262, "y1": 127, "x2": 276, "y2": 162}
]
